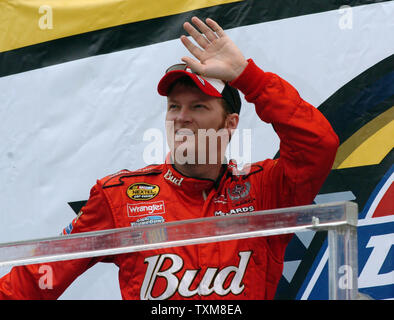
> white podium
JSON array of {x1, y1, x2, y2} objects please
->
[{"x1": 0, "y1": 201, "x2": 359, "y2": 300}]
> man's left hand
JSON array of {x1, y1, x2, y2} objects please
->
[{"x1": 181, "y1": 17, "x2": 248, "y2": 82}]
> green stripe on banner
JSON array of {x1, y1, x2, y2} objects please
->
[{"x1": 0, "y1": 0, "x2": 392, "y2": 78}]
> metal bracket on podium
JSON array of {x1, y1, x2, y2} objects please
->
[{"x1": 0, "y1": 201, "x2": 359, "y2": 300}]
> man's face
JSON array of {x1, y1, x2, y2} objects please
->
[{"x1": 165, "y1": 83, "x2": 238, "y2": 165}]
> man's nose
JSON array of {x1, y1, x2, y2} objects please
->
[{"x1": 175, "y1": 106, "x2": 193, "y2": 123}]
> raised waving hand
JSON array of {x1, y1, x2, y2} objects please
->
[{"x1": 180, "y1": 17, "x2": 248, "y2": 82}]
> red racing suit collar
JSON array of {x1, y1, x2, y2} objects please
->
[{"x1": 163, "y1": 153, "x2": 237, "y2": 193}]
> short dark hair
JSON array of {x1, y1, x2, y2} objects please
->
[{"x1": 167, "y1": 76, "x2": 233, "y2": 116}]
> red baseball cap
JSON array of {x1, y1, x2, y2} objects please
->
[{"x1": 158, "y1": 64, "x2": 241, "y2": 114}]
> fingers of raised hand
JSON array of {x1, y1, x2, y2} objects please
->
[
  {"x1": 183, "y1": 17, "x2": 226, "y2": 48},
  {"x1": 205, "y1": 18, "x2": 226, "y2": 38},
  {"x1": 181, "y1": 56, "x2": 203, "y2": 74},
  {"x1": 183, "y1": 22, "x2": 211, "y2": 49},
  {"x1": 180, "y1": 35, "x2": 204, "y2": 60},
  {"x1": 190, "y1": 17, "x2": 219, "y2": 42}
]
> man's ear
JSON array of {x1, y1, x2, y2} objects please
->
[
  {"x1": 224, "y1": 113, "x2": 239, "y2": 141},
  {"x1": 225, "y1": 113, "x2": 239, "y2": 130}
]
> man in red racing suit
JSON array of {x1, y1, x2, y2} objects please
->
[{"x1": 0, "y1": 17, "x2": 339, "y2": 300}]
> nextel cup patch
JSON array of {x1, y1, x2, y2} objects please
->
[{"x1": 127, "y1": 183, "x2": 160, "y2": 201}]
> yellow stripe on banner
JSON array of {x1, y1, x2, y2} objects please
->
[
  {"x1": 0, "y1": 0, "x2": 243, "y2": 53},
  {"x1": 333, "y1": 106, "x2": 394, "y2": 169},
  {"x1": 337, "y1": 119, "x2": 394, "y2": 169}
]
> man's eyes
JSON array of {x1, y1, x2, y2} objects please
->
[
  {"x1": 167, "y1": 104, "x2": 207, "y2": 110},
  {"x1": 168, "y1": 104, "x2": 179, "y2": 110},
  {"x1": 193, "y1": 104, "x2": 207, "y2": 109}
]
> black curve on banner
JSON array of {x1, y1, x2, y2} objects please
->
[
  {"x1": 0, "y1": 0, "x2": 392, "y2": 77},
  {"x1": 274, "y1": 54, "x2": 394, "y2": 299}
]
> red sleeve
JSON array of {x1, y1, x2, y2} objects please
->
[
  {"x1": 0, "y1": 184, "x2": 115, "y2": 300},
  {"x1": 230, "y1": 60, "x2": 339, "y2": 271},
  {"x1": 230, "y1": 59, "x2": 339, "y2": 208}
]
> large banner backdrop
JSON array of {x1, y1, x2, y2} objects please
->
[{"x1": 0, "y1": 0, "x2": 393, "y2": 300}]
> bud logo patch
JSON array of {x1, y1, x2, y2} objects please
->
[
  {"x1": 127, "y1": 183, "x2": 159, "y2": 201},
  {"x1": 164, "y1": 169, "x2": 183, "y2": 187},
  {"x1": 140, "y1": 251, "x2": 252, "y2": 300},
  {"x1": 127, "y1": 200, "x2": 165, "y2": 217}
]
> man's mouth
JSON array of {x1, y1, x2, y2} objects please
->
[{"x1": 175, "y1": 129, "x2": 195, "y2": 136}]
